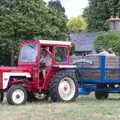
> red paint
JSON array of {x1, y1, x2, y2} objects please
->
[
  {"x1": 16, "y1": 95, "x2": 20, "y2": 99},
  {"x1": 64, "y1": 87, "x2": 68, "y2": 91},
  {"x1": 0, "y1": 71, "x2": 2, "y2": 90}
]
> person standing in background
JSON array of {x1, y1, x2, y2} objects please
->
[
  {"x1": 99, "y1": 47, "x2": 109, "y2": 56},
  {"x1": 107, "y1": 48, "x2": 116, "y2": 56}
]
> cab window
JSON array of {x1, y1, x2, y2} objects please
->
[
  {"x1": 54, "y1": 47, "x2": 68, "y2": 63},
  {"x1": 20, "y1": 44, "x2": 38, "y2": 62}
]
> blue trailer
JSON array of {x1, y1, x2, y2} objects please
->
[{"x1": 72, "y1": 56, "x2": 120, "y2": 99}]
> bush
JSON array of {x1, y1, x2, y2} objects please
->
[{"x1": 94, "y1": 31, "x2": 120, "y2": 55}]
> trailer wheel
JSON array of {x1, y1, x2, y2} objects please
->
[
  {"x1": 7, "y1": 85, "x2": 28, "y2": 105},
  {"x1": 95, "y1": 92, "x2": 109, "y2": 100},
  {"x1": 49, "y1": 70, "x2": 78, "y2": 102},
  {"x1": 0, "y1": 93, "x2": 4, "y2": 102}
]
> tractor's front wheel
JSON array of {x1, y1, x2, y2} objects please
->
[
  {"x1": 49, "y1": 70, "x2": 78, "y2": 102},
  {"x1": 0, "y1": 93, "x2": 4, "y2": 102},
  {"x1": 7, "y1": 85, "x2": 28, "y2": 105}
]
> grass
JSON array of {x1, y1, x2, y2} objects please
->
[{"x1": 1, "y1": 93, "x2": 120, "y2": 120}]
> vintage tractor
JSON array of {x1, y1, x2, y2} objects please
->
[{"x1": 0, "y1": 40, "x2": 78, "y2": 105}]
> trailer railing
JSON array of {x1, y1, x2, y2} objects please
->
[
  {"x1": 72, "y1": 56, "x2": 120, "y2": 94},
  {"x1": 72, "y1": 56, "x2": 120, "y2": 83}
]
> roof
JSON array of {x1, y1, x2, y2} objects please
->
[
  {"x1": 70, "y1": 32, "x2": 96, "y2": 52},
  {"x1": 39, "y1": 40, "x2": 71, "y2": 46}
]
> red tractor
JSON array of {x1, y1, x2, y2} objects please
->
[{"x1": 0, "y1": 40, "x2": 78, "y2": 105}]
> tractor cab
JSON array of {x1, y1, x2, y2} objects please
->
[
  {"x1": 19, "y1": 40, "x2": 71, "y2": 65},
  {"x1": 18, "y1": 40, "x2": 72, "y2": 90},
  {"x1": 19, "y1": 40, "x2": 71, "y2": 64}
]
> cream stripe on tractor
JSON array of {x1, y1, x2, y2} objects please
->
[{"x1": 3, "y1": 72, "x2": 31, "y2": 89}]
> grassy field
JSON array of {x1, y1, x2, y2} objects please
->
[{"x1": 0, "y1": 93, "x2": 120, "y2": 120}]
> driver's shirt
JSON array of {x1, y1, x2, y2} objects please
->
[{"x1": 40, "y1": 54, "x2": 51, "y2": 67}]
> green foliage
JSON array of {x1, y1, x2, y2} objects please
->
[
  {"x1": 48, "y1": 0, "x2": 65, "y2": 12},
  {"x1": 67, "y1": 16, "x2": 88, "y2": 33},
  {"x1": 0, "y1": 0, "x2": 68, "y2": 65},
  {"x1": 83, "y1": 0, "x2": 120, "y2": 31},
  {"x1": 48, "y1": 0, "x2": 68, "y2": 39},
  {"x1": 94, "y1": 31, "x2": 120, "y2": 55}
]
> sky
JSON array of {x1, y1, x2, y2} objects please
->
[{"x1": 44, "y1": 0, "x2": 88, "y2": 18}]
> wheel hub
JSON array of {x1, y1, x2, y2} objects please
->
[
  {"x1": 64, "y1": 86, "x2": 68, "y2": 91},
  {"x1": 12, "y1": 89, "x2": 25, "y2": 104},
  {"x1": 58, "y1": 77, "x2": 76, "y2": 101},
  {"x1": 16, "y1": 94, "x2": 20, "y2": 99}
]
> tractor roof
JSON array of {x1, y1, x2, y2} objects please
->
[
  {"x1": 21, "y1": 40, "x2": 72, "y2": 46},
  {"x1": 39, "y1": 40, "x2": 71, "y2": 46}
]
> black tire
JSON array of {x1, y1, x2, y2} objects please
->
[
  {"x1": 95, "y1": 84, "x2": 109, "y2": 100},
  {"x1": 95, "y1": 92, "x2": 109, "y2": 100},
  {"x1": 49, "y1": 70, "x2": 78, "y2": 102},
  {"x1": 0, "y1": 93, "x2": 4, "y2": 102},
  {"x1": 7, "y1": 85, "x2": 28, "y2": 105}
]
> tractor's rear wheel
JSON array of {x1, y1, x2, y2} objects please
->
[
  {"x1": 49, "y1": 70, "x2": 78, "y2": 102},
  {"x1": 95, "y1": 92, "x2": 109, "y2": 100},
  {"x1": 0, "y1": 93, "x2": 4, "y2": 102},
  {"x1": 7, "y1": 85, "x2": 28, "y2": 105}
]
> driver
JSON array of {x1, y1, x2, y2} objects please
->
[{"x1": 40, "y1": 47, "x2": 52, "y2": 79}]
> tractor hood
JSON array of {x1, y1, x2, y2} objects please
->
[
  {"x1": 0, "y1": 66, "x2": 32, "y2": 73},
  {"x1": 0, "y1": 66, "x2": 32, "y2": 90}
]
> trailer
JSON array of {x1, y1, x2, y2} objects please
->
[{"x1": 72, "y1": 55, "x2": 120, "y2": 99}]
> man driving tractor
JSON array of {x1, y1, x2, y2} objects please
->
[{"x1": 40, "y1": 46, "x2": 52, "y2": 79}]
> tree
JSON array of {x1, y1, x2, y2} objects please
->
[
  {"x1": 48, "y1": 0, "x2": 68, "y2": 39},
  {"x1": 48, "y1": 0, "x2": 65, "y2": 12},
  {"x1": 94, "y1": 31, "x2": 120, "y2": 55},
  {"x1": 67, "y1": 16, "x2": 88, "y2": 33},
  {"x1": 0, "y1": 0, "x2": 49, "y2": 65},
  {"x1": 83, "y1": 0, "x2": 120, "y2": 31},
  {"x1": 0, "y1": 0, "x2": 69, "y2": 65}
]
